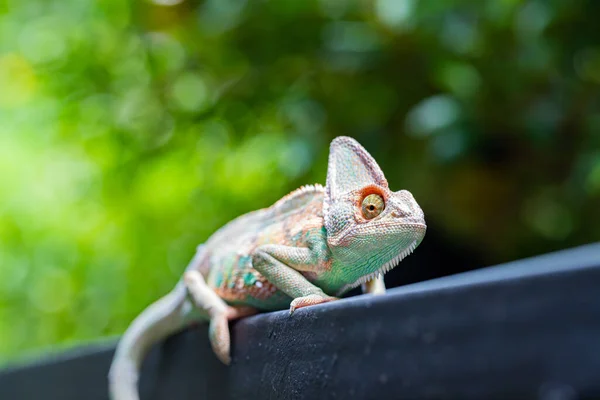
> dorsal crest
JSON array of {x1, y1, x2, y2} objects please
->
[{"x1": 272, "y1": 184, "x2": 324, "y2": 214}]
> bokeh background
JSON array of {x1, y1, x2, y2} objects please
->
[{"x1": 1, "y1": 0, "x2": 599, "y2": 364}]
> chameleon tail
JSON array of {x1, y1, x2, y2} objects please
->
[{"x1": 108, "y1": 281, "x2": 192, "y2": 400}]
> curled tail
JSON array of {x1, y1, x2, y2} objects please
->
[{"x1": 108, "y1": 281, "x2": 195, "y2": 400}]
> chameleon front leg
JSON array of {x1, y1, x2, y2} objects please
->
[
  {"x1": 252, "y1": 244, "x2": 337, "y2": 314},
  {"x1": 362, "y1": 275, "x2": 386, "y2": 295}
]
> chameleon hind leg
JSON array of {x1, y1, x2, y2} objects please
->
[
  {"x1": 183, "y1": 270, "x2": 256, "y2": 364},
  {"x1": 183, "y1": 270, "x2": 231, "y2": 363}
]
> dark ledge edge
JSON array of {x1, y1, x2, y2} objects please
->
[{"x1": 1, "y1": 242, "x2": 600, "y2": 399}]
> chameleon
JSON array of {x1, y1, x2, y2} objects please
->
[{"x1": 108, "y1": 136, "x2": 426, "y2": 400}]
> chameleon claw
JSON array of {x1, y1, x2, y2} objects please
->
[{"x1": 289, "y1": 294, "x2": 337, "y2": 316}]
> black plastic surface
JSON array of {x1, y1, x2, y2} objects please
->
[{"x1": 1, "y1": 243, "x2": 599, "y2": 399}]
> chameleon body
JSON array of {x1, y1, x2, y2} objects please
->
[{"x1": 108, "y1": 136, "x2": 426, "y2": 400}]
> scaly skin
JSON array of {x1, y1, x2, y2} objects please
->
[{"x1": 108, "y1": 136, "x2": 426, "y2": 400}]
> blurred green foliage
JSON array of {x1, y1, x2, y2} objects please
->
[{"x1": 1, "y1": 0, "x2": 599, "y2": 363}]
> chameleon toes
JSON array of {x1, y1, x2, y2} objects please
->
[{"x1": 289, "y1": 294, "x2": 338, "y2": 315}]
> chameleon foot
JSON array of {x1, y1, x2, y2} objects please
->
[
  {"x1": 362, "y1": 275, "x2": 386, "y2": 295},
  {"x1": 289, "y1": 294, "x2": 337, "y2": 315},
  {"x1": 209, "y1": 314, "x2": 231, "y2": 365}
]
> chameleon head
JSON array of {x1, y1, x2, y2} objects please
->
[{"x1": 323, "y1": 136, "x2": 426, "y2": 295}]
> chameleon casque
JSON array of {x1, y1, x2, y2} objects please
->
[{"x1": 108, "y1": 136, "x2": 426, "y2": 400}]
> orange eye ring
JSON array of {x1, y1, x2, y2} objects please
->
[{"x1": 361, "y1": 194, "x2": 385, "y2": 219}]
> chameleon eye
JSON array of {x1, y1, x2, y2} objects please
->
[{"x1": 361, "y1": 194, "x2": 385, "y2": 219}]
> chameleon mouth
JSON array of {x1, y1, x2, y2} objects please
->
[{"x1": 336, "y1": 240, "x2": 418, "y2": 295}]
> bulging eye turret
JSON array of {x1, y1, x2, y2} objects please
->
[{"x1": 361, "y1": 194, "x2": 385, "y2": 219}]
